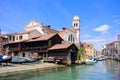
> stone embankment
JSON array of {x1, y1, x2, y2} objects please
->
[{"x1": 0, "y1": 63, "x2": 65, "y2": 78}]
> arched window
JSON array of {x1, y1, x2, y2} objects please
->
[
  {"x1": 74, "y1": 23, "x2": 76, "y2": 27},
  {"x1": 76, "y1": 23, "x2": 78, "y2": 27},
  {"x1": 70, "y1": 34, "x2": 72, "y2": 41},
  {"x1": 68, "y1": 35, "x2": 70, "y2": 41},
  {"x1": 73, "y1": 37, "x2": 75, "y2": 42},
  {"x1": 68, "y1": 34, "x2": 75, "y2": 42}
]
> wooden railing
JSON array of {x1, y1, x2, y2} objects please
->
[
  {"x1": 10, "y1": 47, "x2": 21, "y2": 51},
  {"x1": 22, "y1": 46, "x2": 48, "y2": 52}
]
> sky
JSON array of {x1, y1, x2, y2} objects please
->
[{"x1": 0, "y1": 0, "x2": 120, "y2": 50}]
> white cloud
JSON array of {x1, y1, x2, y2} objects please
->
[
  {"x1": 83, "y1": 36, "x2": 106, "y2": 43},
  {"x1": 94, "y1": 24, "x2": 110, "y2": 32}
]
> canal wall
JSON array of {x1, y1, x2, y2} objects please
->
[{"x1": 0, "y1": 63, "x2": 66, "y2": 79}]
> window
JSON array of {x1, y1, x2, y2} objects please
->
[
  {"x1": 16, "y1": 36, "x2": 18, "y2": 40},
  {"x1": 9, "y1": 36, "x2": 12, "y2": 41},
  {"x1": 74, "y1": 23, "x2": 76, "y2": 27},
  {"x1": 73, "y1": 37, "x2": 75, "y2": 42},
  {"x1": 13, "y1": 36, "x2": 15, "y2": 41},
  {"x1": 76, "y1": 23, "x2": 78, "y2": 27},
  {"x1": 68, "y1": 34, "x2": 75, "y2": 42},
  {"x1": 68, "y1": 36, "x2": 70, "y2": 41},
  {"x1": 70, "y1": 34, "x2": 72, "y2": 41},
  {"x1": 19, "y1": 35, "x2": 23, "y2": 40},
  {"x1": 74, "y1": 23, "x2": 78, "y2": 27}
]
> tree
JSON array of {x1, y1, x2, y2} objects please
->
[
  {"x1": 48, "y1": 40, "x2": 52, "y2": 47},
  {"x1": 78, "y1": 48, "x2": 86, "y2": 60}
]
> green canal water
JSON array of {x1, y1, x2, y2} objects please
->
[{"x1": 4, "y1": 60, "x2": 120, "y2": 80}]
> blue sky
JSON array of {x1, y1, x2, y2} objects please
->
[{"x1": 0, "y1": 0, "x2": 120, "y2": 50}]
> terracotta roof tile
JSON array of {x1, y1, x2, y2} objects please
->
[
  {"x1": 0, "y1": 35, "x2": 7, "y2": 38},
  {"x1": 20, "y1": 29, "x2": 37, "y2": 34},
  {"x1": 8, "y1": 29, "x2": 37, "y2": 35},
  {"x1": 27, "y1": 33, "x2": 57, "y2": 42},
  {"x1": 58, "y1": 30, "x2": 66, "y2": 39},
  {"x1": 48, "y1": 43, "x2": 73, "y2": 50},
  {"x1": 43, "y1": 26, "x2": 58, "y2": 34}
]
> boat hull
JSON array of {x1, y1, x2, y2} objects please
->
[
  {"x1": 0, "y1": 56, "x2": 12, "y2": 63},
  {"x1": 85, "y1": 59, "x2": 96, "y2": 65}
]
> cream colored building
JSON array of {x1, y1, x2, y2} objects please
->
[
  {"x1": 8, "y1": 30, "x2": 42, "y2": 43},
  {"x1": 82, "y1": 42, "x2": 94, "y2": 58},
  {"x1": 105, "y1": 41, "x2": 118, "y2": 57}
]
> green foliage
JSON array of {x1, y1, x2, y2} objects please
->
[
  {"x1": 78, "y1": 48, "x2": 86, "y2": 55},
  {"x1": 48, "y1": 40, "x2": 52, "y2": 47},
  {"x1": 78, "y1": 48, "x2": 86, "y2": 60}
]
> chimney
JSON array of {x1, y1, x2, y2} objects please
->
[
  {"x1": 47, "y1": 25, "x2": 51, "y2": 28},
  {"x1": 62, "y1": 27, "x2": 66, "y2": 30}
]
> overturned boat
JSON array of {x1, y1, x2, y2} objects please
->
[
  {"x1": 0, "y1": 55, "x2": 12, "y2": 63},
  {"x1": 11, "y1": 56, "x2": 32, "y2": 64}
]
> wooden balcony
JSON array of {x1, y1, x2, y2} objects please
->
[
  {"x1": 10, "y1": 47, "x2": 21, "y2": 51},
  {"x1": 22, "y1": 46, "x2": 48, "y2": 52}
]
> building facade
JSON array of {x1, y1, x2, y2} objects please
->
[
  {"x1": 104, "y1": 41, "x2": 118, "y2": 58},
  {"x1": 0, "y1": 35, "x2": 8, "y2": 54},
  {"x1": 118, "y1": 34, "x2": 120, "y2": 55},
  {"x1": 80, "y1": 42, "x2": 94, "y2": 58},
  {"x1": 24, "y1": 16, "x2": 80, "y2": 46},
  {"x1": 7, "y1": 30, "x2": 42, "y2": 43},
  {"x1": 4, "y1": 16, "x2": 80, "y2": 64}
]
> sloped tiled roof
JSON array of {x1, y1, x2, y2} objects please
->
[
  {"x1": 43, "y1": 26, "x2": 58, "y2": 34},
  {"x1": 19, "y1": 29, "x2": 38, "y2": 34},
  {"x1": 8, "y1": 29, "x2": 37, "y2": 35},
  {"x1": 58, "y1": 30, "x2": 66, "y2": 39},
  {"x1": 42, "y1": 26, "x2": 67, "y2": 39},
  {"x1": 0, "y1": 35, "x2": 7, "y2": 38},
  {"x1": 27, "y1": 33, "x2": 58, "y2": 42},
  {"x1": 48, "y1": 43, "x2": 73, "y2": 50}
]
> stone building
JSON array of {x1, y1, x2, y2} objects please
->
[
  {"x1": 0, "y1": 34, "x2": 8, "y2": 54},
  {"x1": 6, "y1": 16, "x2": 80, "y2": 48},
  {"x1": 7, "y1": 30, "x2": 42, "y2": 43},
  {"x1": 4, "y1": 16, "x2": 80, "y2": 64},
  {"x1": 80, "y1": 42, "x2": 94, "y2": 58},
  {"x1": 24, "y1": 16, "x2": 80, "y2": 47},
  {"x1": 104, "y1": 41, "x2": 118, "y2": 58}
]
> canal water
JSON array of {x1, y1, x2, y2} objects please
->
[
  {"x1": 22, "y1": 60, "x2": 120, "y2": 80},
  {"x1": 6, "y1": 60, "x2": 120, "y2": 80}
]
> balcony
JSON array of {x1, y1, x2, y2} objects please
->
[
  {"x1": 10, "y1": 47, "x2": 21, "y2": 51},
  {"x1": 23, "y1": 46, "x2": 47, "y2": 52}
]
